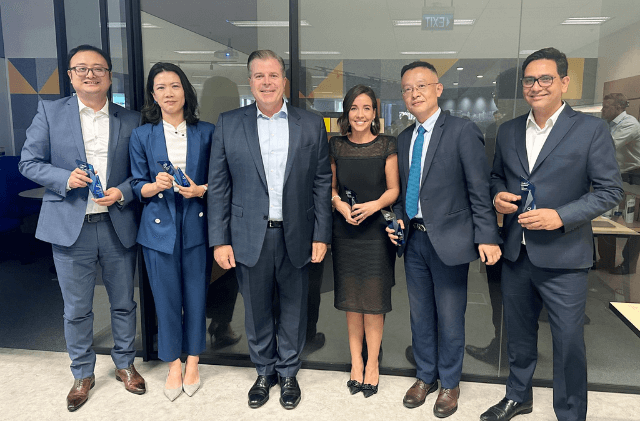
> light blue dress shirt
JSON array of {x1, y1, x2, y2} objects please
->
[
  {"x1": 408, "y1": 108, "x2": 441, "y2": 219},
  {"x1": 257, "y1": 101, "x2": 289, "y2": 221}
]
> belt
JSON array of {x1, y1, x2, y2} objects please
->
[
  {"x1": 411, "y1": 218, "x2": 427, "y2": 232},
  {"x1": 84, "y1": 213, "x2": 110, "y2": 223},
  {"x1": 267, "y1": 220, "x2": 283, "y2": 228}
]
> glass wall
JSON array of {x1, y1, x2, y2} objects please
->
[{"x1": 137, "y1": 0, "x2": 640, "y2": 390}]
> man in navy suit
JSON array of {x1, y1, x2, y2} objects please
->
[
  {"x1": 19, "y1": 45, "x2": 145, "y2": 411},
  {"x1": 480, "y1": 48, "x2": 623, "y2": 421},
  {"x1": 387, "y1": 61, "x2": 501, "y2": 418},
  {"x1": 208, "y1": 50, "x2": 332, "y2": 410}
]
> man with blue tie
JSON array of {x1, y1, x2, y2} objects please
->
[
  {"x1": 387, "y1": 61, "x2": 501, "y2": 418},
  {"x1": 208, "y1": 50, "x2": 332, "y2": 410},
  {"x1": 481, "y1": 48, "x2": 623, "y2": 421},
  {"x1": 19, "y1": 45, "x2": 145, "y2": 411}
]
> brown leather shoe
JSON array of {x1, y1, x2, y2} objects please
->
[
  {"x1": 115, "y1": 364, "x2": 146, "y2": 395},
  {"x1": 434, "y1": 385, "x2": 460, "y2": 418},
  {"x1": 403, "y1": 379, "x2": 439, "y2": 408},
  {"x1": 66, "y1": 374, "x2": 95, "y2": 412}
]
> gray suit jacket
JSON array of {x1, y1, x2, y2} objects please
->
[
  {"x1": 491, "y1": 104, "x2": 624, "y2": 269},
  {"x1": 19, "y1": 96, "x2": 140, "y2": 248},
  {"x1": 208, "y1": 103, "x2": 332, "y2": 268}
]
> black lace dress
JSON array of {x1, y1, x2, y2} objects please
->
[{"x1": 330, "y1": 134, "x2": 397, "y2": 314}]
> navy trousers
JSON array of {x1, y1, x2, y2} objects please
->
[
  {"x1": 236, "y1": 226, "x2": 309, "y2": 377},
  {"x1": 52, "y1": 217, "x2": 137, "y2": 379},
  {"x1": 502, "y1": 246, "x2": 588, "y2": 421},
  {"x1": 142, "y1": 195, "x2": 207, "y2": 361},
  {"x1": 404, "y1": 229, "x2": 469, "y2": 388}
]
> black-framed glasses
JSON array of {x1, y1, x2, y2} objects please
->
[
  {"x1": 401, "y1": 82, "x2": 440, "y2": 96},
  {"x1": 69, "y1": 67, "x2": 110, "y2": 77},
  {"x1": 521, "y1": 75, "x2": 555, "y2": 88}
]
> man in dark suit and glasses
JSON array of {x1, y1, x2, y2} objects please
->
[
  {"x1": 208, "y1": 49, "x2": 332, "y2": 410},
  {"x1": 481, "y1": 48, "x2": 623, "y2": 421},
  {"x1": 387, "y1": 61, "x2": 501, "y2": 418}
]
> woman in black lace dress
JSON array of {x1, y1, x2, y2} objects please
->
[{"x1": 330, "y1": 85, "x2": 399, "y2": 397}]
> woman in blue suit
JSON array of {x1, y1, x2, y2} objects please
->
[{"x1": 130, "y1": 62, "x2": 214, "y2": 401}]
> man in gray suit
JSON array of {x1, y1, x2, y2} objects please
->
[
  {"x1": 19, "y1": 45, "x2": 145, "y2": 412},
  {"x1": 208, "y1": 49, "x2": 332, "y2": 410}
]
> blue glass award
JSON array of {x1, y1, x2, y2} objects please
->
[{"x1": 520, "y1": 175, "x2": 536, "y2": 212}]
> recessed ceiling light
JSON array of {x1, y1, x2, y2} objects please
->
[
  {"x1": 217, "y1": 63, "x2": 247, "y2": 67},
  {"x1": 562, "y1": 17, "x2": 610, "y2": 25},
  {"x1": 493, "y1": 81, "x2": 496, "y2": 84},
  {"x1": 456, "y1": 67, "x2": 463, "y2": 71},
  {"x1": 227, "y1": 20, "x2": 311, "y2": 27},
  {"x1": 453, "y1": 82, "x2": 459, "y2": 85},
  {"x1": 476, "y1": 75, "x2": 483, "y2": 78},
  {"x1": 392, "y1": 19, "x2": 474, "y2": 26},
  {"x1": 142, "y1": 23, "x2": 160, "y2": 29},
  {"x1": 284, "y1": 51, "x2": 341, "y2": 55},
  {"x1": 519, "y1": 49, "x2": 538, "y2": 55},
  {"x1": 400, "y1": 51, "x2": 457, "y2": 55},
  {"x1": 174, "y1": 50, "x2": 217, "y2": 54}
]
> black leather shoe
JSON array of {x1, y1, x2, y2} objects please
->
[
  {"x1": 361, "y1": 383, "x2": 378, "y2": 398},
  {"x1": 405, "y1": 345, "x2": 416, "y2": 366},
  {"x1": 465, "y1": 338, "x2": 500, "y2": 365},
  {"x1": 301, "y1": 332, "x2": 325, "y2": 358},
  {"x1": 480, "y1": 397, "x2": 533, "y2": 421},
  {"x1": 346, "y1": 379, "x2": 363, "y2": 395},
  {"x1": 248, "y1": 374, "x2": 278, "y2": 408},
  {"x1": 279, "y1": 376, "x2": 301, "y2": 409},
  {"x1": 610, "y1": 264, "x2": 633, "y2": 275}
]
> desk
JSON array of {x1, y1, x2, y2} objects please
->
[
  {"x1": 592, "y1": 216, "x2": 639, "y2": 237},
  {"x1": 18, "y1": 187, "x2": 45, "y2": 199},
  {"x1": 609, "y1": 302, "x2": 640, "y2": 338}
]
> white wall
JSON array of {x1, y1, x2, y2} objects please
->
[
  {"x1": 0, "y1": 0, "x2": 56, "y2": 59},
  {"x1": 595, "y1": 20, "x2": 640, "y2": 102}
]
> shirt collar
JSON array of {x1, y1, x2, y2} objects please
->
[
  {"x1": 415, "y1": 108, "x2": 441, "y2": 134},
  {"x1": 77, "y1": 96, "x2": 109, "y2": 116},
  {"x1": 257, "y1": 100, "x2": 288, "y2": 120},
  {"x1": 526, "y1": 102, "x2": 565, "y2": 131},
  {"x1": 163, "y1": 120, "x2": 187, "y2": 134},
  {"x1": 611, "y1": 111, "x2": 627, "y2": 126}
]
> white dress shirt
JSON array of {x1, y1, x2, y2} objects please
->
[
  {"x1": 78, "y1": 98, "x2": 110, "y2": 215},
  {"x1": 163, "y1": 120, "x2": 188, "y2": 192},
  {"x1": 257, "y1": 101, "x2": 289, "y2": 221},
  {"x1": 408, "y1": 108, "x2": 441, "y2": 220}
]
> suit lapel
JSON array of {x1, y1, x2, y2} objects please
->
[
  {"x1": 530, "y1": 106, "x2": 576, "y2": 174},
  {"x1": 398, "y1": 127, "x2": 411, "y2": 186},
  {"x1": 515, "y1": 116, "x2": 529, "y2": 176},
  {"x1": 186, "y1": 123, "x2": 200, "y2": 181},
  {"x1": 243, "y1": 105, "x2": 268, "y2": 189},
  {"x1": 106, "y1": 103, "x2": 120, "y2": 184},
  {"x1": 284, "y1": 105, "x2": 300, "y2": 185},
  {"x1": 151, "y1": 123, "x2": 177, "y2": 224},
  {"x1": 67, "y1": 96, "x2": 87, "y2": 162},
  {"x1": 420, "y1": 112, "x2": 445, "y2": 188}
]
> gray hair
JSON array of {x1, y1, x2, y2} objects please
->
[{"x1": 247, "y1": 50, "x2": 286, "y2": 77}]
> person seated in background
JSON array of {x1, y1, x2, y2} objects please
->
[{"x1": 129, "y1": 62, "x2": 214, "y2": 401}]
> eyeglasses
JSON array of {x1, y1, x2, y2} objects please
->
[
  {"x1": 520, "y1": 75, "x2": 555, "y2": 88},
  {"x1": 401, "y1": 82, "x2": 440, "y2": 96},
  {"x1": 69, "y1": 67, "x2": 110, "y2": 77}
]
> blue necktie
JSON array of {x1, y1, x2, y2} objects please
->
[{"x1": 406, "y1": 125, "x2": 426, "y2": 219}]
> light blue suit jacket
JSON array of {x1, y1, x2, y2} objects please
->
[
  {"x1": 130, "y1": 121, "x2": 214, "y2": 254},
  {"x1": 19, "y1": 96, "x2": 140, "y2": 248},
  {"x1": 208, "y1": 103, "x2": 332, "y2": 268}
]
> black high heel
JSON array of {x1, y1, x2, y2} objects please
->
[
  {"x1": 361, "y1": 383, "x2": 378, "y2": 398},
  {"x1": 346, "y1": 379, "x2": 363, "y2": 395}
]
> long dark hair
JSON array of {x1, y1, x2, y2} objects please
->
[
  {"x1": 141, "y1": 62, "x2": 199, "y2": 125},
  {"x1": 337, "y1": 84, "x2": 380, "y2": 136}
]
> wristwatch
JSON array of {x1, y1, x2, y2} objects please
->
[{"x1": 199, "y1": 184, "x2": 208, "y2": 198}]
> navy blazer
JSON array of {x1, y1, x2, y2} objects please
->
[
  {"x1": 393, "y1": 111, "x2": 501, "y2": 265},
  {"x1": 130, "y1": 121, "x2": 214, "y2": 254},
  {"x1": 19, "y1": 96, "x2": 140, "y2": 248},
  {"x1": 207, "y1": 103, "x2": 332, "y2": 268},
  {"x1": 491, "y1": 104, "x2": 624, "y2": 269}
]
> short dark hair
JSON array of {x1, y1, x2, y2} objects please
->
[
  {"x1": 141, "y1": 62, "x2": 199, "y2": 125},
  {"x1": 603, "y1": 93, "x2": 628, "y2": 110},
  {"x1": 67, "y1": 44, "x2": 112, "y2": 70},
  {"x1": 247, "y1": 50, "x2": 286, "y2": 77},
  {"x1": 522, "y1": 47, "x2": 568, "y2": 78},
  {"x1": 337, "y1": 84, "x2": 381, "y2": 136},
  {"x1": 401, "y1": 61, "x2": 438, "y2": 78}
]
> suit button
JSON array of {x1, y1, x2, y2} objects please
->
[
  {"x1": 154, "y1": 218, "x2": 161, "y2": 224},
  {"x1": 199, "y1": 212, "x2": 203, "y2": 217},
  {"x1": 263, "y1": 216, "x2": 268, "y2": 220},
  {"x1": 158, "y1": 193, "x2": 163, "y2": 198}
]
